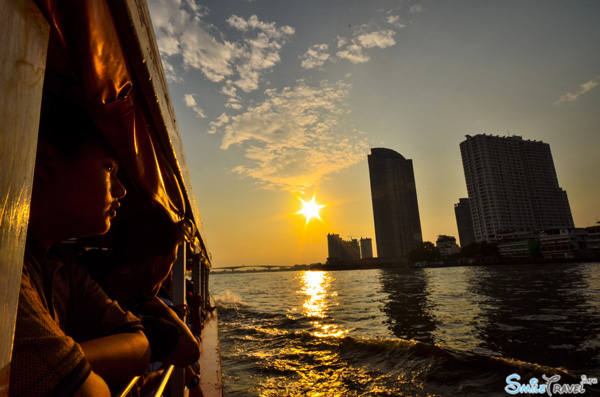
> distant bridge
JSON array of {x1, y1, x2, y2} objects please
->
[{"x1": 215, "y1": 265, "x2": 290, "y2": 272}]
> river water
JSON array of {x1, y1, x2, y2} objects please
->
[{"x1": 210, "y1": 263, "x2": 600, "y2": 396}]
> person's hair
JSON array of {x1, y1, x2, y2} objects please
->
[
  {"x1": 38, "y1": 90, "x2": 108, "y2": 157},
  {"x1": 111, "y1": 209, "x2": 184, "y2": 268}
]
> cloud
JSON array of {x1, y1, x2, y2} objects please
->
[
  {"x1": 162, "y1": 59, "x2": 183, "y2": 83},
  {"x1": 148, "y1": 1, "x2": 294, "y2": 100},
  {"x1": 225, "y1": 98, "x2": 243, "y2": 110},
  {"x1": 337, "y1": 44, "x2": 370, "y2": 64},
  {"x1": 357, "y1": 30, "x2": 396, "y2": 48},
  {"x1": 209, "y1": 81, "x2": 369, "y2": 192},
  {"x1": 300, "y1": 44, "x2": 330, "y2": 69},
  {"x1": 157, "y1": 35, "x2": 180, "y2": 57},
  {"x1": 386, "y1": 15, "x2": 407, "y2": 28},
  {"x1": 208, "y1": 113, "x2": 230, "y2": 134},
  {"x1": 221, "y1": 82, "x2": 238, "y2": 97},
  {"x1": 225, "y1": 15, "x2": 295, "y2": 93},
  {"x1": 336, "y1": 27, "x2": 397, "y2": 64},
  {"x1": 208, "y1": 112, "x2": 230, "y2": 134},
  {"x1": 226, "y1": 14, "x2": 295, "y2": 38},
  {"x1": 410, "y1": 4, "x2": 424, "y2": 13},
  {"x1": 554, "y1": 76, "x2": 600, "y2": 105},
  {"x1": 183, "y1": 94, "x2": 207, "y2": 118}
]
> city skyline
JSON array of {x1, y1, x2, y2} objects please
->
[{"x1": 147, "y1": 0, "x2": 600, "y2": 267}]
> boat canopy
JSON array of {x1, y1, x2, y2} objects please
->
[{"x1": 35, "y1": 0, "x2": 208, "y2": 256}]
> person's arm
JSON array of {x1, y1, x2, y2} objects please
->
[
  {"x1": 139, "y1": 296, "x2": 200, "y2": 367},
  {"x1": 80, "y1": 330, "x2": 151, "y2": 386},
  {"x1": 74, "y1": 371, "x2": 111, "y2": 397},
  {"x1": 72, "y1": 259, "x2": 150, "y2": 386}
]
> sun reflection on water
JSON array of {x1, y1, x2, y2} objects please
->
[{"x1": 300, "y1": 271, "x2": 348, "y2": 338}]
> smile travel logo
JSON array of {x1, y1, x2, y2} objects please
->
[{"x1": 505, "y1": 374, "x2": 598, "y2": 395}]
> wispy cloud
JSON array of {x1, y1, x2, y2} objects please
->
[
  {"x1": 357, "y1": 30, "x2": 396, "y2": 49},
  {"x1": 209, "y1": 80, "x2": 369, "y2": 192},
  {"x1": 179, "y1": 24, "x2": 237, "y2": 83},
  {"x1": 410, "y1": 4, "x2": 424, "y2": 14},
  {"x1": 300, "y1": 44, "x2": 330, "y2": 69},
  {"x1": 226, "y1": 15, "x2": 295, "y2": 92},
  {"x1": 386, "y1": 15, "x2": 407, "y2": 29},
  {"x1": 183, "y1": 94, "x2": 207, "y2": 118},
  {"x1": 301, "y1": 12, "x2": 401, "y2": 68},
  {"x1": 162, "y1": 59, "x2": 183, "y2": 83},
  {"x1": 336, "y1": 28, "x2": 396, "y2": 64},
  {"x1": 337, "y1": 43, "x2": 370, "y2": 64},
  {"x1": 207, "y1": 113, "x2": 229, "y2": 134},
  {"x1": 149, "y1": 0, "x2": 294, "y2": 104},
  {"x1": 554, "y1": 76, "x2": 600, "y2": 105}
]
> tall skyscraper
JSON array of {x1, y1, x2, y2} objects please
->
[
  {"x1": 454, "y1": 198, "x2": 476, "y2": 247},
  {"x1": 368, "y1": 148, "x2": 423, "y2": 260},
  {"x1": 460, "y1": 134, "x2": 573, "y2": 242}
]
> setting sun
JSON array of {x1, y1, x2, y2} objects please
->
[{"x1": 296, "y1": 196, "x2": 325, "y2": 224}]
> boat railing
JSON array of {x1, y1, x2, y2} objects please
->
[
  {"x1": 117, "y1": 376, "x2": 141, "y2": 397},
  {"x1": 151, "y1": 365, "x2": 175, "y2": 397},
  {"x1": 117, "y1": 365, "x2": 174, "y2": 397}
]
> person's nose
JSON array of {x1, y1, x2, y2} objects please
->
[{"x1": 112, "y1": 174, "x2": 127, "y2": 199}]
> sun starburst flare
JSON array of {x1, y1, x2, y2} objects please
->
[{"x1": 296, "y1": 196, "x2": 326, "y2": 224}]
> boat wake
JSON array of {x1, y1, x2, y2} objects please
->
[{"x1": 217, "y1": 305, "x2": 599, "y2": 396}]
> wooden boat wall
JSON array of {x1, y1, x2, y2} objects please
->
[{"x1": 0, "y1": 0, "x2": 222, "y2": 395}]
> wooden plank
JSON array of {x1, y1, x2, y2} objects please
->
[
  {"x1": 198, "y1": 309, "x2": 223, "y2": 397},
  {"x1": 0, "y1": 1, "x2": 49, "y2": 394}
]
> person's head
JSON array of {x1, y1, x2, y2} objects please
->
[
  {"x1": 111, "y1": 209, "x2": 184, "y2": 298},
  {"x1": 30, "y1": 92, "x2": 126, "y2": 246}
]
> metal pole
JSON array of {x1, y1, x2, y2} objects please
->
[
  {"x1": 204, "y1": 262, "x2": 210, "y2": 310},
  {"x1": 200, "y1": 257, "x2": 206, "y2": 313},
  {"x1": 171, "y1": 243, "x2": 187, "y2": 396}
]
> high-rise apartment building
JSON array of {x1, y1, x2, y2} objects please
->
[
  {"x1": 368, "y1": 148, "x2": 423, "y2": 260},
  {"x1": 454, "y1": 198, "x2": 476, "y2": 247},
  {"x1": 460, "y1": 134, "x2": 573, "y2": 242}
]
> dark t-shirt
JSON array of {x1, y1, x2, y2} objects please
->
[{"x1": 9, "y1": 244, "x2": 142, "y2": 396}]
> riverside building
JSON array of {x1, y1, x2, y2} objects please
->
[
  {"x1": 368, "y1": 148, "x2": 423, "y2": 260},
  {"x1": 436, "y1": 235, "x2": 460, "y2": 257},
  {"x1": 360, "y1": 238, "x2": 374, "y2": 259},
  {"x1": 460, "y1": 134, "x2": 573, "y2": 242},
  {"x1": 327, "y1": 234, "x2": 360, "y2": 262},
  {"x1": 454, "y1": 198, "x2": 476, "y2": 247}
]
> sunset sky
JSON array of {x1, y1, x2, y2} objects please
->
[{"x1": 147, "y1": 0, "x2": 600, "y2": 267}]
